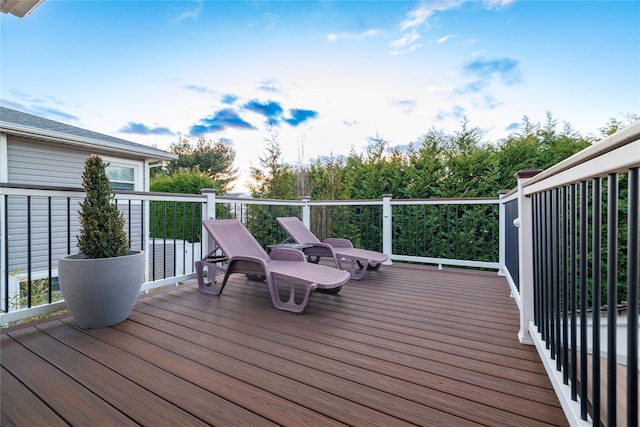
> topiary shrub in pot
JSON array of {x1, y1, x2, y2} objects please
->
[{"x1": 58, "y1": 155, "x2": 144, "y2": 328}]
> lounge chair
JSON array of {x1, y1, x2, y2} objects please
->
[
  {"x1": 276, "y1": 216, "x2": 389, "y2": 280},
  {"x1": 195, "y1": 219, "x2": 350, "y2": 313}
]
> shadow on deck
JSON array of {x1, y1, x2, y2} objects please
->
[{"x1": 2, "y1": 263, "x2": 568, "y2": 426}]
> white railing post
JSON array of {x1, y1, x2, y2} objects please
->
[
  {"x1": 201, "y1": 189, "x2": 216, "y2": 259},
  {"x1": 515, "y1": 169, "x2": 541, "y2": 345},
  {"x1": 301, "y1": 195, "x2": 311, "y2": 228},
  {"x1": 497, "y1": 190, "x2": 508, "y2": 277},
  {"x1": 1, "y1": 133, "x2": 9, "y2": 310},
  {"x1": 382, "y1": 194, "x2": 393, "y2": 265}
]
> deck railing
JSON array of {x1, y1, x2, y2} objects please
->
[
  {"x1": 0, "y1": 186, "x2": 209, "y2": 323},
  {"x1": 0, "y1": 187, "x2": 500, "y2": 325},
  {"x1": 207, "y1": 193, "x2": 500, "y2": 270},
  {"x1": 1, "y1": 120, "x2": 638, "y2": 426},
  {"x1": 502, "y1": 120, "x2": 639, "y2": 427}
]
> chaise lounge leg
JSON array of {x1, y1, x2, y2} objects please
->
[
  {"x1": 195, "y1": 260, "x2": 227, "y2": 295},
  {"x1": 267, "y1": 276, "x2": 318, "y2": 314}
]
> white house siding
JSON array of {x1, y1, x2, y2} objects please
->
[
  {"x1": 6, "y1": 196, "x2": 81, "y2": 276},
  {"x1": 7, "y1": 137, "x2": 88, "y2": 186},
  {"x1": 4, "y1": 137, "x2": 145, "y2": 278},
  {"x1": 117, "y1": 201, "x2": 144, "y2": 252}
]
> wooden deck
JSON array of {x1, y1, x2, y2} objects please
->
[{"x1": 2, "y1": 263, "x2": 568, "y2": 426}]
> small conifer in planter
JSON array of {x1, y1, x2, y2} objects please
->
[
  {"x1": 58, "y1": 155, "x2": 144, "y2": 328},
  {"x1": 77, "y1": 155, "x2": 129, "y2": 258}
]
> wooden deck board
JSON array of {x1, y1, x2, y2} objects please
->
[{"x1": 1, "y1": 263, "x2": 569, "y2": 426}]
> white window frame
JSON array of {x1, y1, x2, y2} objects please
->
[{"x1": 101, "y1": 156, "x2": 143, "y2": 191}]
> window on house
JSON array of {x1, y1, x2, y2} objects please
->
[{"x1": 106, "y1": 165, "x2": 136, "y2": 190}]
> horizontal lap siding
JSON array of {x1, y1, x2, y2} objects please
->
[
  {"x1": 7, "y1": 138, "x2": 87, "y2": 186},
  {"x1": 6, "y1": 194, "x2": 82, "y2": 275},
  {"x1": 5, "y1": 138, "x2": 145, "y2": 276}
]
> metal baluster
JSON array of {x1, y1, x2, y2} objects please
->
[
  {"x1": 570, "y1": 183, "x2": 578, "y2": 401},
  {"x1": 606, "y1": 173, "x2": 618, "y2": 426},
  {"x1": 626, "y1": 167, "x2": 638, "y2": 427},
  {"x1": 554, "y1": 188, "x2": 562, "y2": 370},
  {"x1": 592, "y1": 177, "x2": 602, "y2": 424},
  {"x1": 579, "y1": 180, "x2": 588, "y2": 420},
  {"x1": 562, "y1": 185, "x2": 569, "y2": 385}
]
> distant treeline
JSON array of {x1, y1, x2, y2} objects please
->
[{"x1": 250, "y1": 114, "x2": 636, "y2": 200}]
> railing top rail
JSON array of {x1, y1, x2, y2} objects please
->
[
  {"x1": 116, "y1": 191, "x2": 205, "y2": 202},
  {"x1": 0, "y1": 182, "x2": 84, "y2": 192},
  {"x1": 0, "y1": 184, "x2": 206, "y2": 202},
  {"x1": 390, "y1": 197, "x2": 499, "y2": 205},
  {"x1": 0, "y1": 185, "x2": 506, "y2": 207},
  {"x1": 215, "y1": 196, "x2": 305, "y2": 207},
  {"x1": 215, "y1": 196, "x2": 499, "y2": 206},
  {"x1": 308, "y1": 199, "x2": 382, "y2": 206}
]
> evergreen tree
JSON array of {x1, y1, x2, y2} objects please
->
[
  {"x1": 248, "y1": 140, "x2": 298, "y2": 199},
  {"x1": 77, "y1": 156, "x2": 129, "y2": 258}
]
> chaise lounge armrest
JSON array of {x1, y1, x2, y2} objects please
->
[
  {"x1": 269, "y1": 247, "x2": 307, "y2": 262},
  {"x1": 323, "y1": 238, "x2": 353, "y2": 248}
]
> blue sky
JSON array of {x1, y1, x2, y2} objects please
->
[{"x1": 2, "y1": 0, "x2": 639, "y2": 192}]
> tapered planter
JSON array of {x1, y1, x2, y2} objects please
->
[{"x1": 58, "y1": 251, "x2": 144, "y2": 329}]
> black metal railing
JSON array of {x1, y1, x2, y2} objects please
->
[
  {"x1": 310, "y1": 202, "x2": 384, "y2": 252},
  {"x1": 532, "y1": 169, "x2": 639, "y2": 426},
  {"x1": 0, "y1": 186, "x2": 205, "y2": 319}
]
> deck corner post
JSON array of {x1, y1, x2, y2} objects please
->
[
  {"x1": 301, "y1": 195, "x2": 311, "y2": 228},
  {"x1": 201, "y1": 188, "x2": 217, "y2": 261},
  {"x1": 515, "y1": 170, "x2": 541, "y2": 345},
  {"x1": 382, "y1": 194, "x2": 393, "y2": 265},
  {"x1": 497, "y1": 189, "x2": 509, "y2": 277}
]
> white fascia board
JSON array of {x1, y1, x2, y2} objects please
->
[{"x1": 0, "y1": 122, "x2": 177, "y2": 161}]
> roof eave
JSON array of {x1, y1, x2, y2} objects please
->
[{"x1": 0, "y1": 121, "x2": 178, "y2": 161}]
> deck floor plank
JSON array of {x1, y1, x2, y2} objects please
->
[
  {"x1": 1, "y1": 367, "x2": 68, "y2": 427},
  {"x1": 1, "y1": 263, "x2": 569, "y2": 426},
  {"x1": 1, "y1": 332, "x2": 138, "y2": 426}
]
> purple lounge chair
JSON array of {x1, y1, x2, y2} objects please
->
[
  {"x1": 195, "y1": 219, "x2": 350, "y2": 313},
  {"x1": 276, "y1": 217, "x2": 389, "y2": 280}
]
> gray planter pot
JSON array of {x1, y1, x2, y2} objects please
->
[{"x1": 58, "y1": 251, "x2": 144, "y2": 329}]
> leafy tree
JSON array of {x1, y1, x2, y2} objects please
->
[
  {"x1": 599, "y1": 114, "x2": 639, "y2": 138},
  {"x1": 441, "y1": 117, "x2": 498, "y2": 197},
  {"x1": 341, "y1": 135, "x2": 411, "y2": 199},
  {"x1": 248, "y1": 126, "x2": 298, "y2": 199},
  {"x1": 245, "y1": 127, "x2": 301, "y2": 245},
  {"x1": 537, "y1": 113, "x2": 592, "y2": 167},
  {"x1": 149, "y1": 170, "x2": 212, "y2": 242},
  {"x1": 309, "y1": 153, "x2": 348, "y2": 200},
  {"x1": 495, "y1": 113, "x2": 592, "y2": 190},
  {"x1": 151, "y1": 169, "x2": 214, "y2": 194},
  {"x1": 404, "y1": 129, "x2": 447, "y2": 198},
  {"x1": 165, "y1": 137, "x2": 238, "y2": 193}
]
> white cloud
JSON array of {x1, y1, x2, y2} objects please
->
[
  {"x1": 427, "y1": 85, "x2": 454, "y2": 94},
  {"x1": 389, "y1": 29, "x2": 421, "y2": 49},
  {"x1": 483, "y1": 0, "x2": 516, "y2": 11},
  {"x1": 326, "y1": 29, "x2": 382, "y2": 42},
  {"x1": 257, "y1": 78, "x2": 282, "y2": 93},
  {"x1": 389, "y1": 43, "x2": 422, "y2": 56},
  {"x1": 437, "y1": 34, "x2": 456, "y2": 43},
  {"x1": 400, "y1": 1, "x2": 463, "y2": 31},
  {"x1": 392, "y1": 2, "x2": 463, "y2": 54},
  {"x1": 175, "y1": 0, "x2": 203, "y2": 22}
]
